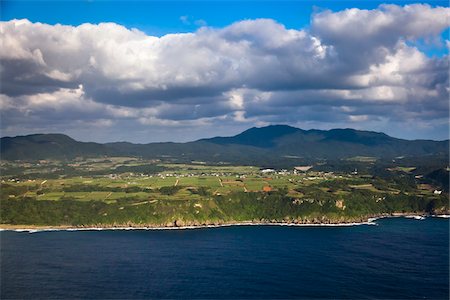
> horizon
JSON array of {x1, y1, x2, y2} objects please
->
[{"x1": 1, "y1": 0, "x2": 449, "y2": 143}]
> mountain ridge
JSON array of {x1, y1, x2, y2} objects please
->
[{"x1": 1, "y1": 125, "x2": 448, "y2": 162}]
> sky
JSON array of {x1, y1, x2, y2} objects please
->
[{"x1": 1, "y1": 0, "x2": 449, "y2": 142}]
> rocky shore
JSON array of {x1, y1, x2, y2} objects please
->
[{"x1": 1, "y1": 212, "x2": 448, "y2": 231}]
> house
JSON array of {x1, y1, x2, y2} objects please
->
[{"x1": 294, "y1": 166, "x2": 313, "y2": 172}]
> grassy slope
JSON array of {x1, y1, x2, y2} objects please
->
[{"x1": 1, "y1": 174, "x2": 448, "y2": 226}]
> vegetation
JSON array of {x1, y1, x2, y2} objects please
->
[
  {"x1": 1, "y1": 126, "x2": 448, "y2": 165},
  {"x1": 1, "y1": 156, "x2": 448, "y2": 227}
]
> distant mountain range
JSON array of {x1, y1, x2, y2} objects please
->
[{"x1": 1, "y1": 125, "x2": 448, "y2": 164}]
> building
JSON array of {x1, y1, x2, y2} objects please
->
[{"x1": 294, "y1": 166, "x2": 313, "y2": 172}]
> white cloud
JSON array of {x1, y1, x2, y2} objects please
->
[
  {"x1": 1, "y1": 4, "x2": 449, "y2": 141},
  {"x1": 312, "y1": 4, "x2": 449, "y2": 41},
  {"x1": 349, "y1": 115, "x2": 369, "y2": 122}
]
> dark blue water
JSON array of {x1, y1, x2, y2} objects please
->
[{"x1": 1, "y1": 217, "x2": 449, "y2": 299}]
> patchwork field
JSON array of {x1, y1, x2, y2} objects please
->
[{"x1": 1, "y1": 158, "x2": 448, "y2": 227}]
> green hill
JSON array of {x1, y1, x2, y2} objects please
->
[
  {"x1": 1, "y1": 125, "x2": 448, "y2": 163},
  {"x1": 0, "y1": 134, "x2": 108, "y2": 160}
]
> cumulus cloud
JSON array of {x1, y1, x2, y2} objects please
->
[{"x1": 0, "y1": 4, "x2": 449, "y2": 142}]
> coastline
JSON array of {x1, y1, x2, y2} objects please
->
[{"x1": 1, "y1": 213, "x2": 448, "y2": 233}]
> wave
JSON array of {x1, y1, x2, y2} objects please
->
[
  {"x1": 0, "y1": 221, "x2": 378, "y2": 233},
  {"x1": 7, "y1": 214, "x2": 450, "y2": 233},
  {"x1": 369, "y1": 215, "x2": 450, "y2": 223},
  {"x1": 432, "y1": 214, "x2": 450, "y2": 218},
  {"x1": 404, "y1": 215, "x2": 426, "y2": 220}
]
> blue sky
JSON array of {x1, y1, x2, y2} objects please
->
[
  {"x1": 0, "y1": 1, "x2": 449, "y2": 142},
  {"x1": 2, "y1": 0, "x2": 448, "y2": 61},
  {"x1": 2, "y1": 1, "x2": 448, "y2": 34}
]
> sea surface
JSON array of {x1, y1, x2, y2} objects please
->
[{"x1": 1, "y1": 217, "x2": 449, "y2": 299}]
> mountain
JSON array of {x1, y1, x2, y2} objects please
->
[
  {"x1": 201, "y1": 125, "x2": 302, "y2": 148},
  {"x1": 1, "y1": 126, "x2": 448, "y2": 163},
  {"x1": 0, "y1": 134, "x2": 108, "y2": 160},
  {"x1": 200, "y1": 125, "x2": 448, "y2": 160}
]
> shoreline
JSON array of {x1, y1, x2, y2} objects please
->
[
  {"x1": 1, "y1": 213, "x2": 448, "y2": 233},
  {"x1": 0, "y1": 221, "x2": 376, "y2": 233}
]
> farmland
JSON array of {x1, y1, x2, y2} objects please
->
[{"x1": 1, "y1": 157, "x2": 448, "y2": 227}]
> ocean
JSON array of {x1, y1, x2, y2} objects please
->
[{"x1": 1, "y1": 217, "x2": 448, "y2": 299}]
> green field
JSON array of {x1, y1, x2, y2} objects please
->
[{"x1": 1, "y1": 158, "x2": 448, "y2": 227}]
